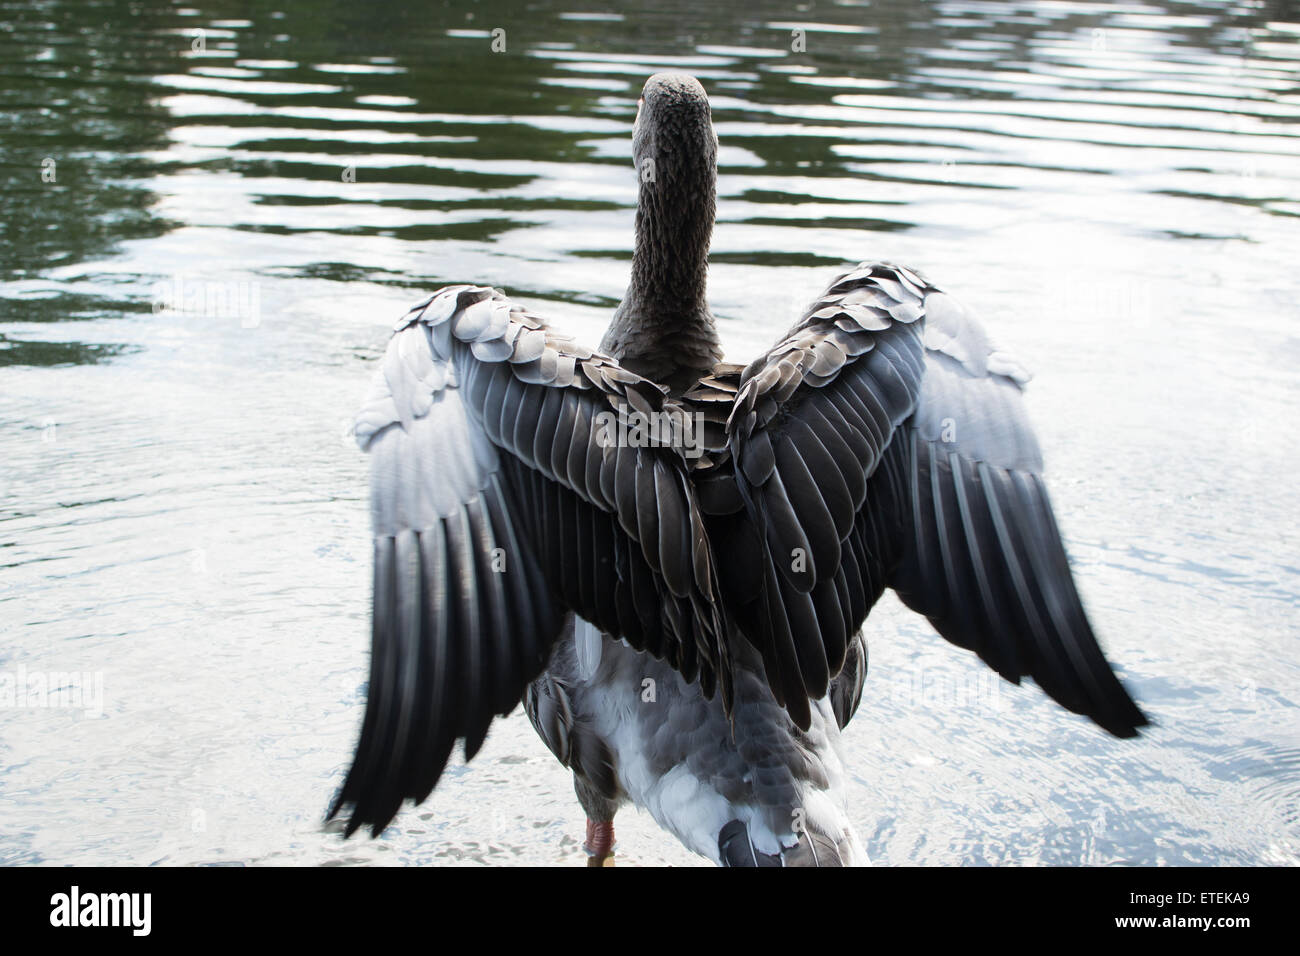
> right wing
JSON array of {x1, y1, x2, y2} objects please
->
[
  {"x1": 694, "y1": 263, "x2": 1145, "y2": 736},
  {"x1": 888, "y1": 289, "x2": 1147, "y2": 736},
  {"x1": 331, "y1": 285, "x2": 724, "y2": 836}
]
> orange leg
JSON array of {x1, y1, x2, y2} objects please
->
[{"x1": 584, "y1": 819, "x2": 615, "y2": 866}]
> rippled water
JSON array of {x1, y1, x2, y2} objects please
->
[{"x1": 1, "y1": 0, "x2": 1297, "y2": 866}]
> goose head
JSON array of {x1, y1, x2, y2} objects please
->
[
  {"x1": 631, "y1": 72, "x2": 718, "y2": 235},
  {"x1": 603, "y1": 72, "x2": 723, "y2": 394}
]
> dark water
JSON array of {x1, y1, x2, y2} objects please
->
[{"x1": 1, "y1": 0, "x2": 1297, "y2": 865}]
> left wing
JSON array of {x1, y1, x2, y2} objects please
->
[{"x1": 330, "y1": 285, "x2": 725, "y2": 835}]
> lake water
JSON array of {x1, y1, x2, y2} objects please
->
[{"x1": 1, "y1": 0, "x2": 1297, "y2": 866}]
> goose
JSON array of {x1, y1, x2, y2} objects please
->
[{"x1": 328, "y1": 72, "x2": 1146, "y2": 866}]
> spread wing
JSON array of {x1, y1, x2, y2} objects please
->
[
  {"x1": 696, "y1": 262, "x2": 1145, "y2": 736},
  {"x1": 891, "y1": 288, "x2": 1146, "y2": 736},
  {"x1": 330, "y1": 285, "x2": 724, "y2": 836}
]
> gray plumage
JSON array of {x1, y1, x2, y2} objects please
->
[
  {"x1": 330, "y1": 71, "x2": 1146, "y2": 864},
  {"x1": 526, "y1": 616, "x2": 866, "y2": 865},
  {"x1": 601, "y1": 72, "x2": 723, "y2": 395}
]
